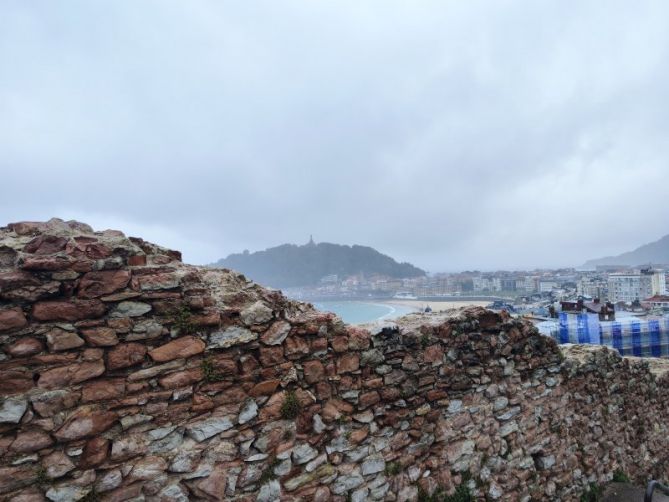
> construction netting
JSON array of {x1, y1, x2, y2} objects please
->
[{"x1": 538, "y1": 313, "x2": 669, "y2": 358}]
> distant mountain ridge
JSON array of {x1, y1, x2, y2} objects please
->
[
  {"x1": 583, "y1": 233, "x2": 669, "y2": 268},
  {"x1": 212, "y1": 241, "x2": 425, "y2": 288}
]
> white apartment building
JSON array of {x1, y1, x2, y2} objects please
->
[
  {"x1": 608, "y1": 269, "x2": 665, "y2": 303},
  {"x1": 539, "y1": 280, "x2": 558, "y2": 293}
]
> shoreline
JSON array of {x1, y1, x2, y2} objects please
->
[{"x1": 378, "y1": 299, "x2": 490, "y2": 313}]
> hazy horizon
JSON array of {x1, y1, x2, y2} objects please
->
[{"x1": 2, "y1": 1, "x2": 668, "y2": 271}]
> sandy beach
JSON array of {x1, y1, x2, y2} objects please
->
[{"x1": 380, "y1": 299, "x2": 490, "y2": 313}]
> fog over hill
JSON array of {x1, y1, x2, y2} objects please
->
[
  {"x1": 583, "y1": 233, "x2": 669, "y2": 268},
  {"x1": 213, "y1": 240, "x2": 425, "y2": 289}
]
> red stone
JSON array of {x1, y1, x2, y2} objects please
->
[
  {"x1": 0, "y1": 270, "x2": 39, "y2": 291},
  {"x1": 159, "y1": 368, "x2": 203, "y2": 389},
  {"x1": 349, "y1": 427, "x2": 369, "y2": 444},
  {"x1": 127, "y1": 255, "x2": 147, "y2": 266},
  {"x1": 20, "y1": 255, "x2": 73, "y2": 271},
  {"x1": 193, "y1": 469, "x2": 227, "y2": 500},
  {"x1": 107, "y1": 317, "x2": 133, "y2": 332},
  {"x1": 332, "y1": 335, "x2": 349, "y2": 353},
  {"x1": 136, "y1": 272, "x2": 180, "y2": 291},
  {"x1": 359, "y1": 390, "x2": 381, "y2": 409},
  {"x1": 6, "y1": 337, "x2": 43, "y2": 357},
  {"x1": 79, "y1": 437, "x2": 109, "y2": 468},
  {"x1": 10, "y1": 431, "x2": 54, "y2": 453},
  {"x1": 311, "y1": 337, "x2": 328, "y2": 353},
  {"x1": 148, "y1": 336, "x2": 205, "y2": 363},
  {"x1": 78, "y1": 270, "x2": 131, "y2": 298},
  {"x1": 107, "y1": 343, "x2": 147, "y2": 370},
  {"x1": 32, "y1": 299, "x2": 106, "y2": 321},
  {"x1": 348, "y1": 327, "x2": 371, "y2": 350},
  {"x1": 23, "y1": 235, "x2": 68, "y2": 254},
  {"x1": 259, "y1": 346, "x2": 285, "y2": 367},
  {"x1": 38, "y1": 361, "x2": 106, "y2": 390},
  {"x1": 0, "y1": 307, "x2": 27, "y2": 332},
  {"x1": 7, "y1": 221, "x2": 46, "y2": 235},
  {"x1": 284, "y1": 336, "x2": 310, "y2": 359},
  {"x1": 303, "y1": 360, "x2": 326, "y2": 384},
  {"x1": 0, "y1": 369, "x2": 34, "y2": 394},
  {"x1": 424, "y1": 344, "x2": 444, "y2": 364},
  {"x1": 45, "y1": 328, "x2": 85, "y2": 351},
  {"x1": 0, "y1": 465, "x2": 37, "y2": 494},
  {"x1": 54, "y1": 409, "x2": 117, "y2": 441},
  {"x1": 316, "y1": 382, "x2": 332, "y2": 400},
  {"x1": 82, "y1": 379, "x2": 125, "y2": 402},
  {"x1": 191, "y1": 311, "x2": 221, "y2": 326},
  {"x1": 65, "y1": 238, "x2": 111, "y2": 259},
  {"x1": 81, "y1": 327, "x2": 119, "y2": 346},
  {"x1": 427, "y1": 389, "x2": 448, "y2": 401},
  {"x1": 336, "y1": 353, "x2": 360, "y2": 374},
  {"x1": 31, "y1": 389, "x2": 79, "y2": 417},
  {"x1": 249, "y1": 380, "x2": 281, "y2": 397},
  {"x1": 101, "y1": 483, "x2": 143, "y2": 501},
  {"x1": 380, "y1": 387, "x2": 401, "y2": 401}
]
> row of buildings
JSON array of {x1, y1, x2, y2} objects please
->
[{"x1": 294, "y1": 267, "x2": 669, "y2": 307}]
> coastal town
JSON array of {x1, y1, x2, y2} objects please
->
[{"x1": 285, "y1": 266, "x2": 669, "y2": 316}]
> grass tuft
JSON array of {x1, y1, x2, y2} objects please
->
[{"x1": 280, "y1": 390, "x2": 300, "y2": 420}]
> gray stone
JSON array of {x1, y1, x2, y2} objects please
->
[
  {"x1": 352, "y1": 486, "x2": 370, "y2": 502},
  {"x1": 96, "y1": 468, "x2": 122, "y2": 492},
  {"x1": 208, "y1": 326, "x2": 257, "y2": 349},
  {"x1": 149, "y1": 430, "x2": 184, "y2": 454},
  {"x1": 121, "y1": 414, "x2": 153, "y2": 430},
  {"x1": 488, "y1": 483, "x2": 503, "y2": 500},
  {"x1": 46, "y1": 486, "x2": 91, "y2": 502},
  {"x1": 398, "y1": 486, "x2": 418, "y2": 502},
  {"x1": 361, "y1": 349, "x2": 385, "y2": 366},
  {"x1": 158, "y1": 484, "x2": 189, "y2": 502},
  {"x1": 346, "y1": 446, "x2": 370, "y2": 463},
  {"x1": 447, "y1": 440, "x2": 475, "y2": 463},
  {"x1": 313, "y1": 413, "x2": 326, "y2": 433},
  {"x1": 332, "y1": 473, "x2": 365, "y2": 495},
  {"x1": 536, "y1": 455, "x2": 556, "y2": 470},
  {"x1": 238, "y1": 399, "x2": 258, "y2": 425},
  {"x1": 186, "y1": 416, "x2": 234, "y2": 442},
  {"x1": 274, "y1": 458, "x2": 292, "y2": 476},
  {"x1": 292, "y1": 443, "x2": 318, "y2": 465},
  {"x1": 499, "y1": 421, "x2": 519, "y2": 437},
  {"x1": 110, "y1": 301, "x2": 152, "y2": 318},
  {"x1": 169, "y1": 451, "x2": 200, "y2": 473},
  {"x1": 0, "y1": 397, "x2": 27, "y2": 424},
  {"x1": 241, "y1": 301, "x2": 273, "y2": 326},
  {"x1": 44, "y1": 451, "x2": 75, "y2": 479},
  {"x1": 362, "y1": 455, "x2": 386, "y2": 475},
  {"x1": 147, "y1": 425, "x2": 177, "y2": 441},
  {"x1": 261, "y1": 320, "x2": 291, "y2": 345},
  {"x1": 496, "y1": 405, "x2": 521, "y2": 421},
  {"x1": 448, "y1": 400, "x2": 463, "y2": 413},
  {"x1": 305, "y1": 453, "x2": 326, "y2": 473},
  {"x1": 370, "y1": 483, "x2": 390, "y2": 500},
  {"x1": 258, "y1": 479, "x2": 281, "y2": 502},
  {"x1": 493, "y1": 396, "x2": 509, "y2": 411}
]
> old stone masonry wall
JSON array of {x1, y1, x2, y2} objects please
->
[{"x1": 1, "y1": 219, "x2": 669, "y2": 501}]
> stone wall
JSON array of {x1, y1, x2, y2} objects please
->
[{"x1": 1, "y1": 219, "x2": 669, "y2": 501}]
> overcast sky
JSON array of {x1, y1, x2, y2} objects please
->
[{"x1": 1, "y1": 1, "x2": 668, "y2": 272}]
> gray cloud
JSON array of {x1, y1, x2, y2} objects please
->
[{"x1": 1, "y1": 0, "x2": 668, "y2": 271}]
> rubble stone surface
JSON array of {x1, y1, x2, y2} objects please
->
[{"x1": 0, "y1": 218, "x2": 668, "y2": 500}]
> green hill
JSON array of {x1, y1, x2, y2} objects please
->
[{"x1": 212, "y1": 241, "x2": 425, "y2": 288}]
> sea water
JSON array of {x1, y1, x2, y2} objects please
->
[{"x1": 314, "y1": 301, "x2": 416, "y2": 325}]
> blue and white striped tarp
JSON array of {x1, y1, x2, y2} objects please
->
[{"x1": 546, "y1": 314, "x2": 669, "y2": 358}]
